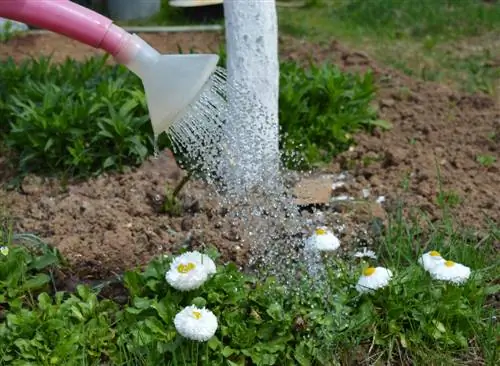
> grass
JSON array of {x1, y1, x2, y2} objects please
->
[
  {"x1": 0, "y1": 203, "x2": 498, "y2": 365},
  {"x1": 278, "y1": 0, "x2": 500, "y2": 96}
]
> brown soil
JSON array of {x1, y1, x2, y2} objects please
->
[
  {"x1": 0, "y1": 32, "x2": 498, "y2": 279},
  {"x1": 281, "y1": 36, "x2": 499, "y2": 229}
]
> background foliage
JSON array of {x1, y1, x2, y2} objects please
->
[{"x1": 0, "y1": 53, "x2": 380, "y2": 177}]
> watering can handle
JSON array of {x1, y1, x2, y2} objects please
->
[{"x1": 0, "y1": 0, "x2": 130, "y2": 56}]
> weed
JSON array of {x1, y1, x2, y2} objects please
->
[
  {"x1": 476, "y1": 154, "x2": 497, "y2": 168},
  {"x1": 160, "y1": 173, "x2": 192, "y2": 216},
  {"x1": 436, "y1": 190, "x2": 462, "y2": 209}
]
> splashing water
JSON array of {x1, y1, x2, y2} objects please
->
[
  {"x1": 165, "y1": 67, "x2": 328, "y2": 292},
  {"x1": 168, "y1": 68, "x2": 228, "y2": 187}
]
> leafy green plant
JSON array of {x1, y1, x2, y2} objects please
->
[
  {"x1": 0, "y1": 20, "x2": 25, "y2": 43},
  {"x1": 279, "y1": 61, "x2": 388, "y2": 169},
  {"x1": 1, "y1": 56, "x2": 163, "y2": 177},
  {"x1": 476, "y1": 154, "x2": 497, "y2": 168},
  {"x1": 0, "y1": 231, "x2": 62, "y2": 308},
  {"x1": 0, "y1": 287, "x2": 117, "y2": 365}
]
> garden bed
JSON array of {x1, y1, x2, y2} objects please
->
[
  {"x1": 0, "y1": 29, "x2": 498, "y2": 366},
  {"x1": 0, "y1": 31, "x2": 498, "y2": 280}
]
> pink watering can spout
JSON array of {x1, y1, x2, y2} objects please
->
[{"x1": 0, "y1": 0, "x2": 221, "y2": 137}]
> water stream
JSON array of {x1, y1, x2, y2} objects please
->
[{"x1": 166, "y1": 1, "x2": 327, "y2": 288}]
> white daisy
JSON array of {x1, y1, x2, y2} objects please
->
[
  {"x1": 0, "y1": 246, "x2": 9, "y2": 256},
  {"x1": 305, "y1": 227, "x2": 340, "y2": 251},
  {"x1": 430, "y1": 260, "x2": 471, "y2": 285},
  {"x1": 165, "y1": 251, "x2": 212, "y2": 291},
  {"x1": 356, "y1": 266, "x2": 393, "y2": 294},
  {"x1": 174, "y1": 305, "x2": 218, "y2": 342},
  {"x1": 418, "y1": 250, "x2": 445, "y2": 272},
  {"x1": 199, "y1": 253, "x2": 217, "y2": 276},
  {"x1": 353, "y1": 247, "x2": 377, "y2": 260}
]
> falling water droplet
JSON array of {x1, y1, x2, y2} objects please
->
[{"x1": 152, "y1": 135, "x2": 160, "y2": 159}]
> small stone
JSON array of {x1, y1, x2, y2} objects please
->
[
  {"x1": 331, "y1": 195, "x2": 353, "y2": 201},
  {"x1": 380, "y1": 98, "x2": 396, "y2": 108},
  {"x1": 331, "y1": 181, "x2": 346, "y2": 191},
  {"x1": 293, "y1": 175, "x2": 333, "y2": 205},
  {"x1": 21, "y1": 175, "x2": 44, "y2": 195},
  {"x1": 181, "y1": 217, "x2": 193, "y2": 231}
]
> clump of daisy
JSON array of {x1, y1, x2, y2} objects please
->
[
  {"x1": 174, "y1": 305, "x2": 218, "y2": 342},
  {"x1": 418, "y1": 250, "x2": 445, "y2": 272},
  {"x1": 305, "y1": 226, "x2": 340, "y2": 252},
  {"x1": 165, "y1": 251, "x2": 216, "y2": 291},
  {"x1": 430, "y1": 260, "x2": 471, "y2": 285},
  {"x1": 353, "y1": 247, "x2": 377, "y2": 260},
  {"x1": 0, "y1": 246, "x2": 9, "y2": 256},
  {"x1": 356, "y1": 266, "x2": 393, "y2": 294}
]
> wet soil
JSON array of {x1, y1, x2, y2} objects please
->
[{"x1": 0, "y1": 32, "x2": 498, "y2": 279}]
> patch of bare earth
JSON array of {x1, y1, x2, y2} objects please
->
[
  {"x1": 281, "y1": 35, "x2": 499, "y2": 230},
  {"x1": 0, "y1": 32, "x2": 498, "y2": 280}
]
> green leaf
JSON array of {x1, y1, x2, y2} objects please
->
[
  {"x1": 266, "y1": 303, "x2": 284, "y2": 321},
  {"x1": 294, "y1": 343, "x2": 311, "y2": 366},
  {"x1": 31, "y1": 253, "x2": 59, "y2": 270},
  {"x1": 222, "y1": 346, "x2": 236, "y2": 357},
  {"x1": 366, "y1": 119, "x2": 392, "y2": 130},
  {"x1": 484, "y1": 284, "x2": 500, "y2": 295},
  {"x1": 207, "y1": 335, "x2": 222, "y2": 351},
  {"x1": 433, "y1": 320, "x2": 446, "y2": 333},
  {"x1": 133, "y1": 297, "x2": 153, "y2": 310},
  {"x1": 192, "y1": 296, "x2": 207, "y2": 308},
  {"x1": 102, "y1": 156, "x2": 115, "y2": 169},
  {"x1": 22, "y1": 273, "x2": 50, "y2": 291}
]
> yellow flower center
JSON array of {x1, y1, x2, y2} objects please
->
[
  {"x1": 430, "y1": 251, "x2": 441, "y2": 257},
  {"x1": 444, "y1": 260, "x2": 455, "y2": 267},
  {"x1": 315, "y1": 228, "x2": 327, "y2": 235},
  {"x1": 192, "y1": 311, "x2": 202, "y2": 319},
  {"x1": 363, "y1": 267, "x2": 376, "y2": 276},
  {"x1": 177, "y1": 262, "x2": 196, "y2": 273}
]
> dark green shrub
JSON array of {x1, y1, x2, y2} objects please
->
[{"x1": 279, "y1": 61, "x2": 385, "y2": 169}]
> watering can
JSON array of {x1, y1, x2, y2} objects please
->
[
  {"x1": 169, "y1": 0, "x2": 224, "y2": 6},
  {"x1": 0, "y1": 0, "x2": 221, "y2": 137}
]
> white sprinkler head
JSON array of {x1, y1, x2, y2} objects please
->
[{"x1": 116, "y1": 34, "x2": 219, "y2": 136}]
